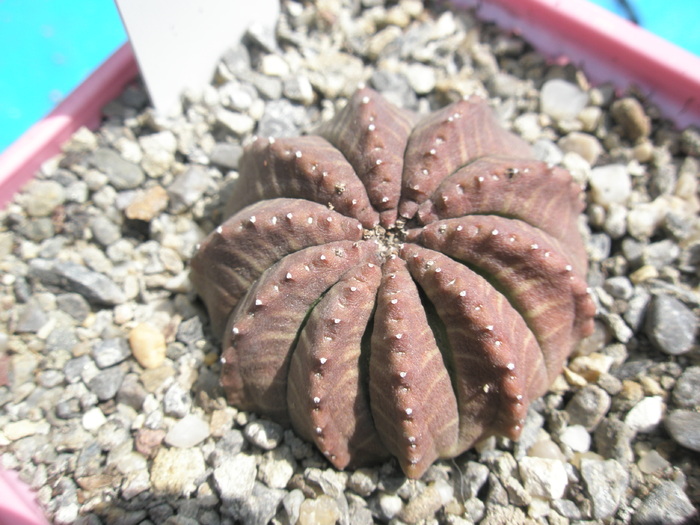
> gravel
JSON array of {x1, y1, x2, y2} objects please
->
[{"x1": 1, "y1": 1, "x2": 699, "y2": 523}]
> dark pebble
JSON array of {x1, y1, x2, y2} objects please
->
[
  {"x1": 672, "y1": 366, "x2": 700, "y2": 408},
  {"x1": 664, "y1": 410, "x2": 700, "y2": 452},
  {"x1": 210, "y1": 143, "x2": 243, "y2": 170},
  {"x1": 29, "y1": 258, "x2": 126, "y2": 306},
  {"x1": 14, "y1": 300, "x2": 48, "y2": 333},
  {"x1": 632, "y1": 481, "x2": 697, "y2": 525},
  {"x1": 176, "y1": 316, "x2": 204, "y2": 347},
  {"x1": 89, "y1": 147, "x2": 145, "y2": 190},
  {"x1": 92, "y1": 338, "x2": 131, "y2": 368},
  {"x1": 644, "y1": 295, "x2": 697, "y2": 355},
  {"x1": 63, "y1": 355, "x2": 94, "y2": 384},
  {"x1": 56, "y1": 293, "x2": 91, "y2": 322},
  {"x1": 88, "y1": 366, "x2": 125, "y2": 401},
  {"x1": 565, "y1": 385, "x2": 611, "y2": 431}
]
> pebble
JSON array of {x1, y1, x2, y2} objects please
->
[
  {"x1": 399, "y1": 479, "x2": 453, "y2": 523},
  {"x1": 637, "y1": 450, "x2": 670, "y2": 474},
  {"x1": 627, "y1": 200, "x2": 666, "y2": 239},
  {"x1": 134, "y1": 428, "x2": 166, "y2": 457},
  {"x1": 580, "y1": 458, "x2": 629, "y2": 519},
  {"x1": 23, "y1": 180, "x2": 66, "y2": 217},
  {"x1": 244, "y1": 419, "x2": 284, "y2": 450},
  {"x1": 258, "y1": 446, "x2": 296, "y2": 489},
  {"x1": 539, "y1": 79, "x2": 588, "y2": 121},
  {"x1": 603, "y1": 275, "x2": 634, "y2": 300},
  {"x1": 589, "y1": 164, "x2": 631, "y2": 207},
  {"x1": 139, "y1": 131, "x2": 178, "y2": 177},
  {"x1": 664, "y1": 410, "x2": 700, "y2": 452},
  {"x1": 557, "y1": 131, "x2": 602, "y2": 165},
  {"x1": 81, "y1": 407, "x2": 107, "y2": 431},
  {"x1": 405, "y1": 62, "x2": 436, "y2": 95},
  {"x1": 216, "y1": 108, "x2": 256, "y2": 136},
  {"x1": 90, "y1": 215, "x2": 121, "y2": 247},
  {"x1": 593, "y1": 418, "x2": 635, "y2": 465},
  {"x1": 611, "y1": 97, "x2": 651, "y2": 141},
  {"x1": 89, "y1": 147, "x2": 145, "y2": 190},
  {"x1": 644, "y1": 295, "x2": 697, "y2": 355},
  {"x1": 517, "y1": 457, "x2": 568, "y2": 500},
  {"x1": 128, "y1": 323, "x2": 167, "y2": 369},
  {"x1": 283, "y1": 75, "x2": 315, "y2": 105},
  {"x1": 165, "y1": 414, "x2": 211, "y2": 448},
  {"x1": 209, "y1": 143, "x2": 243, "y2": 170},
  {"x1": 29, "y1": 259, "x2": 126, "y2": 306},
  {"x1": 3, "y1": 420, "x2": 50, "y2": 441},
  {"x1": 151, "y1": 447, "x2": 206, "y2": 497},
  {"x1": 163, "y1": 383, "x2": 192, "y2": 418},
  {"x1": 565, "y1": 384, "x2": 611, "y2": 431},
  {"x1": 298, "y1": 495, "x2": 341, "y2": 525},
  {"x1": 632, "y1": 481, "x2": 697, "y2": 525},
  {"x1": 378, "y1": 493, "x2": 403, "y2": 520},
  {"x1": 672, "y1": 366, "x2": 700, "y2": 408},
  {"x1": 455, "y1": 461, "x2": 490, "y2": 499},
  {"x1": 125, "y1": 185, "x2": 169, "y2": 221},
  {"x1": 238, "y1": 482, "x2": 287, "y2": 525},
  {"x1": 92, "y1": 338, "x2": 131, "y2": 368},
  {"x1": 14, "y1": 301, "x2": 49, "y2": 333},
  {"x1": 213, "y1": 453, "x2": 257, "y2": 501},
  {"x1": 347, "y1": 468, "x2": 378, "y2": 497},
  {"x1": 88, "y1": 366, "x2": 125, "y2": 401},
  {"x1": 168, "y1": 165, "x2": 213, "y2": 214},
  {"x1": 559, "y1": 424, "x2": 591, "y2": 452},
  {"x1": 624, "y1": 396, "x2": 664, "y2": 433},
  {"x1": 117, "y1": 374, "x2": 148, "y2": 410}
]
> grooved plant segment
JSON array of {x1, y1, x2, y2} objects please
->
[{"x1": 190, "y1": 88, "x2": 596, "y2": 478}]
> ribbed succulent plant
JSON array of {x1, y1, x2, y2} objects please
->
[{"x1": 190, "y1": 87, "x2": 595, "y2": 479}]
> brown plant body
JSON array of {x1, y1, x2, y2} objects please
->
[{"x1": 190, "y1": 88, "x2": 595, "y2": 478}]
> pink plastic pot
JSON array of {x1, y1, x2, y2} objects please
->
[
  {"x1": 0, "y1": 43, "x2": 139, "y2": 210},
  {"x1": 0, "y1": 468, "x2": 50, "y2": 525},
  {"x1": 452, "y1": 0, "x2": 700, "y2": 127},
  {"x1": 0, "y1": 1, "x2": 699, "y2": 522}
]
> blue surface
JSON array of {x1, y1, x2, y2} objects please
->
[
  {"x1": 0, "y1": 1, "x2": 697, "y2": 154},
  {"x1": 0, "y1": 0, "x2": 127, "y2": 152},
  {"x1": 588, "y1": 0, "x2": 700, "y2": 57}
]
